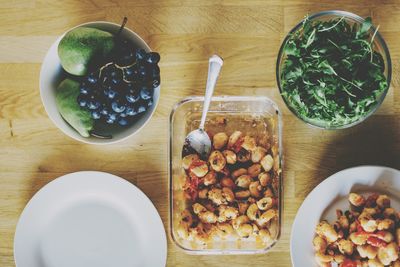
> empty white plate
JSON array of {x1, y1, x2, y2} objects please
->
[
  {"x1": 290, "y1": 166, "x2": 400, "y2": 267},
  {"x1": 14, "y1": 171, "x2": 167, "y2": 267}
]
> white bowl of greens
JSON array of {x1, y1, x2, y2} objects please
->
[
  {"x1": 40, "y1": 19, "x2": 161, "y2": 144},
  {"x1": 277, "y1": 10, "x2": 391, "y2": 129}
]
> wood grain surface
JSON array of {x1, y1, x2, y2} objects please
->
[{"x1": 0, "y1": 1, "x2": 399, "y2": 266}]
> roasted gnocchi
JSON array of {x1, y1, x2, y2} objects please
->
[
  {"x1": 178, "y1": 129, "x2": 280, "y2": 244},
  {"x1": 313, "y1": 193, "x2": 400, "y2": 267}
]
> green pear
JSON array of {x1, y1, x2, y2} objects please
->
[
  {"x1": 58, "y1": 27, "x2": 115, "y2": 76},
  {"x1": 56, "y1": 78, "x2": 94, "y2": 137}
]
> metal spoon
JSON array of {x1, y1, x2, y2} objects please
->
[{"x1": 183, "y1": 55, "x2": 224, "y2": 159}]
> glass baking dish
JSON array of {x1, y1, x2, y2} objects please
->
[{"x1": 169, "y1": 96, "x2": 283, "y2": 254}]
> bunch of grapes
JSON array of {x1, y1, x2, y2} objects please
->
[{"x1": 77, "y1": 40, "x2": 160, "y2": 126}]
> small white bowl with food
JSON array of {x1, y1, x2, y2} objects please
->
[{"x1": 40, "y1": 18, "x2": 161, "y2": 144}]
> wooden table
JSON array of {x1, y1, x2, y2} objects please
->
[{"x1": 0, "y1": 1, "x2": 399, "y2": 266}]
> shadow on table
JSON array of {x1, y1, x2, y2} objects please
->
[{"x1": 315, "y1": 114, "x2": 400, "y2": 189}]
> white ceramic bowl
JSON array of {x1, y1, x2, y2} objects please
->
[{"x1": 40, "y1": 21, "x2": 160, "y2": 144}]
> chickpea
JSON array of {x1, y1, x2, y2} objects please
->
[
  {"x1": 232, "y1": 215, "x2": 250, "y2": 229},
  {"x1": 313, "y1": 235, "x2": 327, "y2": 253},
  {"x1": 235, "y1": 190, "x2": 250, "y2": 199},
  {"x1": 215, "y1": 223, "x2": 234, "y2": 239},
  {"x1": 315, "y1": 252, "x2": 334, "y2": 264},
  {"x1": 249, "y1": 181, "x2": 262, "y2": 198},
  {"x1": 316, "y1": 220, "x2": 339, "y2": 243},
  {"x1": 228, "y1": 131, "x2": 243, "y2": 149},
  {"x1": 192, "y1": 203, "x2": 207, "y2": 214},
  {"x1": 182, "y1": 154, "x2": 199, "y2": 170},
  {"x1": 189, "y1": 160, "x2": 209, "y2": 177},
  {"x1": 367, "y1": 259, "x2": 384, "y2": 267},
  {"x1": 360, "y1": 217, "x2": 377, "y2": 233},
  {"x1": 260, "y1": 154, "x2": 274, "y2": 172},
  {"x1": 377, "y1": 219, "x2": 394, "y2": 231},
  {"x1": 208, "y1": 150, "x2": 226, "y2": 172},
  {"x1": 349, "y1": 232, "x2": 368, "y2": 246},
  {"x1": 218, "y1": 205, "x2": 239, "y2": 222},
  {"x1": 246, "y1": 203, "x2": 261, "y2": 221},
  {"x1": 199, "y1": 211, "x2": 218, "y2": 224},
  {"x1": 333, "y1": 254, "x2": 345, "y2": 264},
  {"x1": 377, "y1": 242, "x2": 398, "y2": 266},
  {"x1": 241, "y1": 136, "x2": 256, "y2": 151},
  {"x1": 258, "y1": 172, "x2": 271, "y2": 187},
  {"x1": 357, "y1": 245, "x2": 378, "y2": 260},
  {"x1": 238, "y1": 202, "x2": 249, "y2": 215},
  {"x1": 257, "y1": 197, "x2": 274, "y2": 211},
  {"x1": 376, "y1": 195, "x2": 390, "y2": 208},
  {"x1": 248, "y1": 164, "x2": 262, "y2": 178},
  {"x1": 235, "y1": 175, "x2": 252, "y2": 188},
  {"x1": 198, "y1": 188, "x2": 208, "y2": 199},
  {"x1": 220, "y1": 177, "x2": 235, "y2": 189},
  {"x1": 208, "y1": 188, "x2": 226, "y2": 206},
  {"x1": 259, "y1": 229, "x2": 272, "y2": 243},
  {"x1": 349, "y1": 193, "x2": 366, "y2": 207},
  {"x1": 203, "y1": 170, "x2": 217, "y2": 186},
  {"x1": 232, "y1": 168, "x2": 247, "y2": 179},
  {"x1": 222, "y1": 187, "x2": 235, "y2": 202},
  {"x1": 236, "y1": 223, "x2": 253, "y2": 238},
  {"x1": 338, "y1": 239, "x2": 354, "y2": 255},
  {"x1": 338, "y1": 214, "x2": 349, "y2": 230},
  {"x1": 257, "y1": 209, "x2": 277, "y2": 227},
  {"x1": 223, "y1": 150, "x2": 237, "y2": 164},
  {"x1": 251, "y1": 146, "x2": 267, "y2": 163},
  {"x1": 263, "y1": 187, "x2": 274, "y2": 198},
  {"x1": 213, "y1": 132, "x2": 228, "y2": 150},
  {"x1": 237, "y1": 149, "x2": 251, "y2": 162}
]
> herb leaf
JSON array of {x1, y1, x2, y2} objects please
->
[{"x1": 280, "y1": 16, "x2": 387, "y2": 127}]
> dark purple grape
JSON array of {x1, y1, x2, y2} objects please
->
[
  {"x1": 105, "y1": 88, "x2": 117, "y2": 99},
  {"x1": 138, "y1": 65, "x2": 147, "y2": 79},
  {"x1": 111, "y1": 99, "x2": 126, "y2": 113},
  {"x1": 145, "y1": 52, "x2": 160, "y2": 64},
  {"x1": 106, "y1": 113, "x2": 118, "y2": 124},
  {"x1": 87, "y1": 72, "x2": 98, "y2": 84},
  {"x1": 100, "y1": 107, "x2": 110, "y2": 116},
  {"x1": 151, "y1": 65, "x2": 160, "y2": 77},
  {"x1": 119, "y1": 110, "x2": 128, "y2": 118},
  {"x1": 125, "y1": 106, "x2": 137, "y2": 116},
  {"x1": 140, "y1": 86, "x2": 152, "y2": 100},
  {"x1": 124, "y1": 66, "x2": 138, "y2": 81},
  {"x1": 77, "y1": 94, "x2": 88, "y2": 107},
  {"x1": 137, "y1": 105, "x2": 147, "y2": 114},
  {"x1": 146, "y1": 98, "x2": 153, "y2": 107},
  {"x1": 87, "y1": 99, "x2": 100, "y2": 110},
  {"x1": 126, "y1": 85, "x2": 140, "y2": 103},
  {"x1": 135, "y1": 49, "x2": 147, "y2": 61},
  {"x1": 118, "y1": 117, "x2": 129, "y2": 126},
  {"x1": 80, "y1": 83, "x2": 91, "y2": 95},
  {"x1": 91, "y1": 110, "x2": 101, "y2": 119}
]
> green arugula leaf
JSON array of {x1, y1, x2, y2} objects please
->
[{"x1": 280, "y1": 16, "x2": 387, "y2": 127}]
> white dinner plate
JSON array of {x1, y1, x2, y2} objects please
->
[
  {"x1": 290, "y1": 166, "x2": 400, "y2": 267},
  {"x1": 14, "y1": 171, "x2": 167, "y2": 267}
]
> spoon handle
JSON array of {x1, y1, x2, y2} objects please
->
[{"x1": 199, "y1": 54, "x2": 224, "y2": 130}]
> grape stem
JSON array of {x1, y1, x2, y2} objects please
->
[{"x1": 117, "y1": 17, "x2": 128, "y2": 37}]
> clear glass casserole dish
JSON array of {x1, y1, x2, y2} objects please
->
[{"x1": 169, "y1": 96, "x2": 283, "y2": 254}]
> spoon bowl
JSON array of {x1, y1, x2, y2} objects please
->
[{"x1": 183, "y1": 55, "x2": 223, "y2": 159}]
